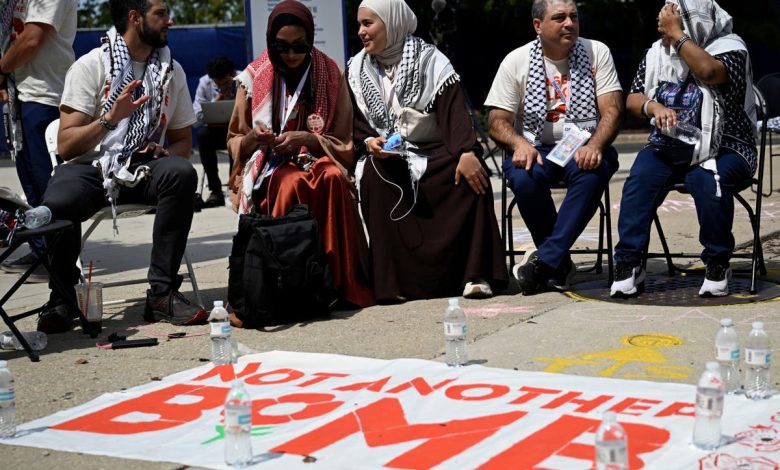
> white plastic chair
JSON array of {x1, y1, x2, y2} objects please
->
[{"x1": 45, "y1": 119, "x2": 202, "y2": 305}]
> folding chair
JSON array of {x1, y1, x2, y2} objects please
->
[
  {"x1": 755, "y1": 73, "x2": 780, "y2": 197},
  {"x1": 500, "y1": 151, "x2": 614, "y2": 285},
  {"x1": 0, "y1": 220, "x2": 97, "y2": 361},
  {"x1": 45, "y1": 119, "x2": 202, "y2": 306},
  {"x1": 644, "y1": 84, "x2": 768, "y2": 294}
]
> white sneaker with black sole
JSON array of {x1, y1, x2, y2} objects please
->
[
  {"x1": 610, "y1": 263, "x2": 646, "y2": 297},
  {"x1": 699, "y1": 263, "x2": 732, "y2": 297}
]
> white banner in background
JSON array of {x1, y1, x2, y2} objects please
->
[
  {"x1": 247, "y1": 0, "x2": 347, "y2": 66},
  {"x1": 2, "y1": 351, "x2": 780, "y2": 469}
]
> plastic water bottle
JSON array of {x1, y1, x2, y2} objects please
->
[
  {"x1": 443, "y1": 298, "x2": 467, "y2": 367},
  {"x1": 744, "y1": 321, "x2": 771, "y2": 400},
  {"x1": 650, "y1": 117, "x2": 702, "y2": 145},
  {"x1": 22, "y1": 206, "x2": 51, "y2": 229},
  {"x1": 715, "y1": 318, "x2": 740, "y2": 394},
  {"x1": 209, "y1": 301, "x2": 232, "y2": 365},
  {"x1": 594, "y1": 411, "x2": 628, "y2": 470},
  {"x1": 693, "y1": 361, "x2": 724, "y2": 450},
  {"x1": 0, "y1": 331, "x2": 47, "y2": 351},
  {"x1": 224, "y1": 379, "x2": 252, "y2": 467},
  {"x1": 0, "y1": 360, "x2": 15, "y2": 438}
]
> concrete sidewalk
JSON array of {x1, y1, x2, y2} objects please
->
[{"x1": 0, "y1": 136, "x2": 779, "y2": 469}]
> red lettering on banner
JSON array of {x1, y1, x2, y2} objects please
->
[
  {"x1": 190, "y1": 362, "x2": 261, "y2": 382},
  {"x1": 541, "y1": 391, "x2": 614, "y2": 413},
  {"x1": 608, "y1": 397, "x2": 663, "y2": 417},
  {"x1": 272, "y1": 397, "x2": 527, "y2": 469},
  {"x1": 655, "y1": 401, "x2": 695, "y2": 417},
  {"x1": 479, "y1": 414, "x2": 670, "y2": 469},
  {"x1": 252, "y1": 393, "x2": 343, "y2": 425},
  {"x1": 333, "y1": 376, "x2": 391, "y2": 392},
  {"x1": 51, "y1": 384, "x2": 226, "y2": 434},
  {"x1": 507, "y1": 386, "x2": 562, "y2": 405},
  {"x1": 445, "y1": 384, "x2": 510, "y2": 401},
  {"x1": 385, "y1": 377, "x2": 456, "y2": 395},
  {"x1": 244, "y1": 368, "x2": 305, "y2": 385},
  {"x1": 296, "y1": 372, "x2": 349, "y2": 388}
]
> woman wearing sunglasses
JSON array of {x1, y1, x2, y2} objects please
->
[
  {"x1": 347, "y1": 0, "x2": 507, "y2": 303},
  {"x1": 227, "y1": 0, "x2": 374, "y2": 320}
]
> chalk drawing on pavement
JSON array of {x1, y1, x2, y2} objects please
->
[
  {"x1": 535, "y1": 333, "x2": 692, "y2": 380},
  {"x1": 462, "y1": 303, "x2": 535, "y2": 318}
]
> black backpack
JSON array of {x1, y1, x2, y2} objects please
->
[{"x1": 228, "y1": 204, "x2": 336, "y2": 328}]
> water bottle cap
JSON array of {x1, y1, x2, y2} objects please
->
[
  {"x1": 213, "y1": 300, "x2": 224, "y2": 308},
  {"x1": 0, "y1": 360, "x2": 6, "y2": 368},
  {"x1": 752, "y1": 321, "x2": 764, "y2": 330},
  {"x1": 602, "y1": 411, "x2": 617, "y2": 422},
  {"x1": 448, "y1": 298, "x2": 459, "y2": 307},
  {"x1": 706, "y1": 361, "x2": 719, "y2": 372},
  {"x1": 720, "y1": 318, "x2": 732, "y2": 327}
]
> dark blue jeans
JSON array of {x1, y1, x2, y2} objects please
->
[
  {"x1": 615, "y1": 145, "x2": 752, "y2": 267},
  {"x1": 503, "y1": 145, "x2": 619, "y2": 270},
  {"x1": 16, "y1": 101, "x2": 59, "y2": 250}
]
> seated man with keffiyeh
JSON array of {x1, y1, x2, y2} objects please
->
[
  {"x1": 486, "y1": 0, "x2": 623, "y2": 295},
  {"x1": 37, "y1": 0, "x2": 208, "y2": 333}
]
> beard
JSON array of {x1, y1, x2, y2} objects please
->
[{"x1": 139, "y1": 20, "x2": 168, "y2": 48}]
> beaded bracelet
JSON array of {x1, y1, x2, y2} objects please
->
[{"x1": 675, "y1": 34, "x2": 691, "y2": 54}]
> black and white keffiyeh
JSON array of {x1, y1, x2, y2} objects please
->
[
  {"x1": 97, "y1": 27, "x2": 173, "y2": 231},
  {"x1": 522, "y1": 37, "x2": 597, "y2": 146},
  {"x1": 347, "y1": 35, "x2": 459, "y2": 137}
]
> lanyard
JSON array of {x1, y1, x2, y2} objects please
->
[
  {"x1": 542, "y1": 60, "x2": 568, "y2": 108},
  {"x1": 278, "y1": 63, "x2": 311, "y2": 130}
]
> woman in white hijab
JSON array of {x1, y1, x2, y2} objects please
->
[
  {"x1": 347, "y1": 0, "x2": 507, "y2": 303},
  {"x1": 611, "y1": 0, "x2": 756, "y2": 299}
]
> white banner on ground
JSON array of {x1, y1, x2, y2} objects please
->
[
  {"x1": 2, "y1": 351, "x2": 779, "y2": 469},
  {"x1": 246, "y1": 0, "x2": 347, "y2": 66}
]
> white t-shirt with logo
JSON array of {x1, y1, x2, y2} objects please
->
[
  {"x1": 13, "y1": 0, "x2": 77, "y2": 107},
  {"x1": 60, "y1": 48, "x2": 196, "y2": 160},
  {"x1": 485, "y1": 38, "x2": 622, "y2": 146}
]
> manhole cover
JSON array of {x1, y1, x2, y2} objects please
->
[{"x1": 567, "y1": 275, "x2": 780, "y2": 306}]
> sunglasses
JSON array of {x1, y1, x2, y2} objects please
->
[{"x1": 271, "y1": 41, "x2": 309, "y2": 55}]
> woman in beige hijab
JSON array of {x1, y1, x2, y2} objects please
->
[{"x1": 347, "y1": 0, "x2": 507, "y2": 303}]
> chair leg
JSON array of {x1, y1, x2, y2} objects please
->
[
  {"x1": 594, "y1": 200, "x2": 605, "y2": 274},
  {"x1": 653, "y1": 214, "x2": 676, "y2": 276},
  {"x1": 183, "y1": 249, "x2": 202, "y2": 307},
  {"x1": 604, "y1": 187, "x2": 614, "y2": 285}
]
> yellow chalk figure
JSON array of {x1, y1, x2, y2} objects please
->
[{"x1": 535, "y1": 334, "x2": 691, "y2": 380}]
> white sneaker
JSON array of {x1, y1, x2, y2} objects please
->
[
  {"x1": 610, "y1": 263, "x2": 646, "y2": 297},
  {"x1": 463, "y1": 279, "x2": 493, "y2": 299},
  {"x1": 699, "y1": 264, "x2": 732, "y2": 297}
]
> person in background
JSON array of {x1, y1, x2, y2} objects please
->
[
  {"x1": 227, "y1": 0, "x2": 374, "y2": 325},
  {"x1": 0, "y1": 0, "x2": 77, "y2": 283},
  {"x1": 348, "y1": 0, "x2": 507, "y2": 302},
  {"x1": 486, "y1": 0, "x2": 623, "y2": 295},
  {"x1": 38, "y1": 0, "x2": 207, "y2": 334},
  {"x1": 611, "y1": 0, "x2": 756, "y2": 298},
  {"x1": 192, "y1": 55, "x2": 237, "y2": 208}
]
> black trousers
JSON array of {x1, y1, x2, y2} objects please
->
[
  {"x1": 42, "y1": 156, "x2": 197, "y2": 301},
  {"x1": 197, "y1": 125, "x2": 230, "y2": 194}
]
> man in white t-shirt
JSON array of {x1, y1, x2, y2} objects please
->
[
  {"x1": 485, "y1": 0, "x2": 623, "y2": 295},
  {"x1": 36, "y1": 0, "x2": 208, "y2": 334},
  {"x1": 0, "y1": 0, "x2": 76, "y2": 281}
]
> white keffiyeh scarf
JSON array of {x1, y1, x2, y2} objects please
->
[
  {"x1": 522, "y1": 37, "x2": 597, "y2": 146},
  {"x1": 96, "y1": 27, "x2": 173, "y2": 232}
]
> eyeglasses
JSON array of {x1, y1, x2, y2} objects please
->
[{"x1": 271, "y1": 41, "x2": 309, "y2": 55}]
